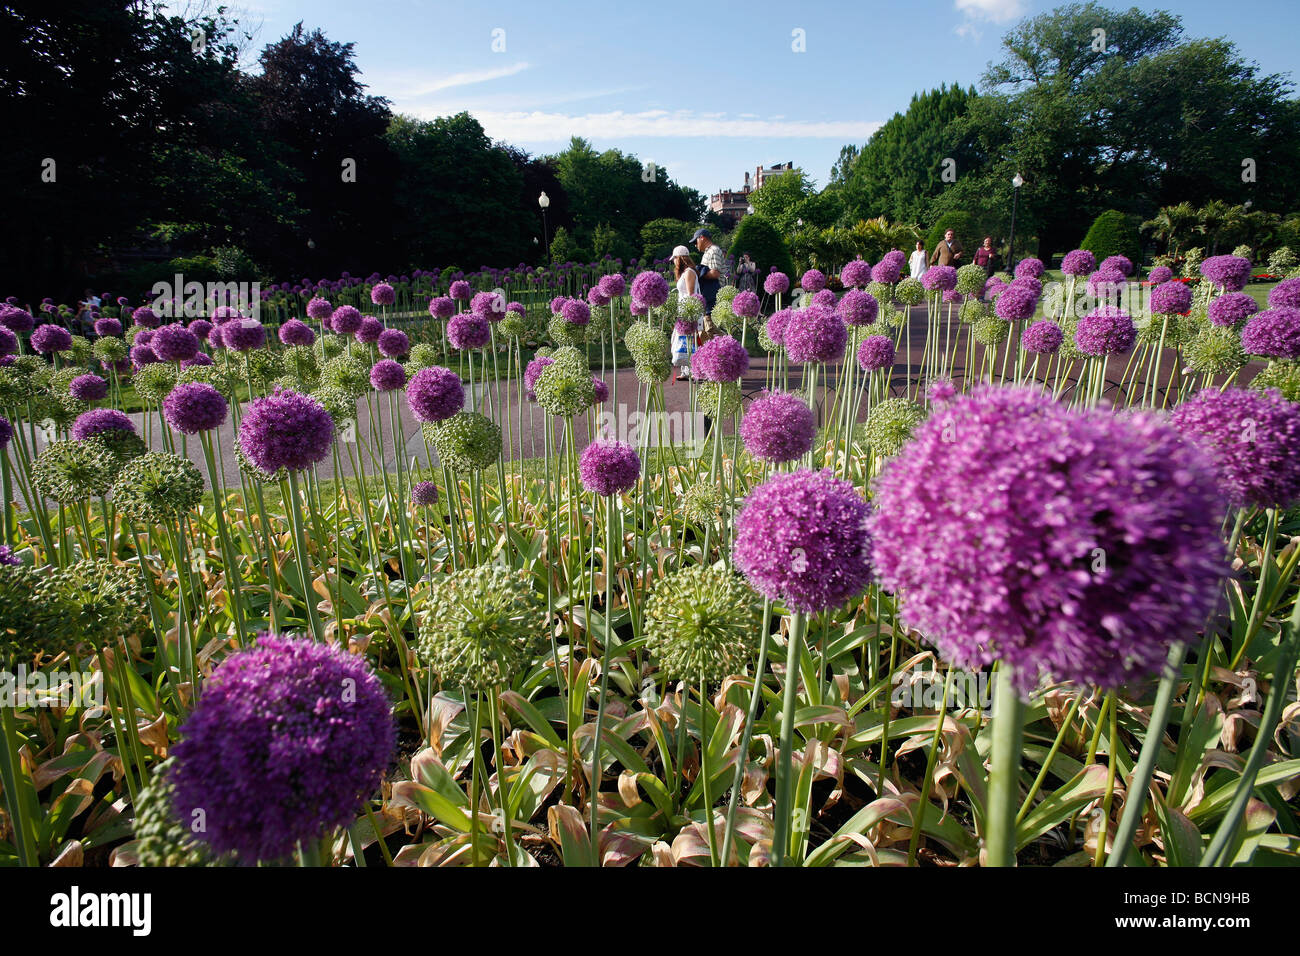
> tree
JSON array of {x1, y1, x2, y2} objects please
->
[
  {"x1": 1080, "y1": 209, "x2": 1143, "y2": 264},
  {"x1": 640, "y1": 218, "x2": 697, "y2": 263},
  {"x1": 728, "y1": 214, "x2": 795, "y2": 281},
  {"x1": 1141, "y1": 202, "x2": 1199, "y2": 257},
  {"x1": 749, "y1": 169, "x2": 818, "y2": 235}
]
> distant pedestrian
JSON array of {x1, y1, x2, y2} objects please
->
[
  {"x1": 691, "y1": 228, "x2": 728, "y2": 314},
  {"x1": 909, "y1": 241, "x2": 927, "y2": 279},
  {"x1": 974, "y1": 236, "x2": 994, "y2": 269},
  {"x1": 929, "y1": 228, "x2": 963, "y2": 267},
  {"x1": 736, "y1": 252, "x2": 758, "y2": 292}
]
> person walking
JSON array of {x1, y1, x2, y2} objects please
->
[
  {"x1": 974, "y1": 236, "x2": 994, "y2": 269},
  {"x1": 929, "y1": 228, "x2": 963, "y2": 267},
  {"x1": 672, "y1": 245, "x2": 699, "y2": 379},
  {"x1": 908, "y1": 241, "x2": 927, "y2": 279},
  {"x1": 691, "y1": 227, "x2": 727, "y2": 315}
]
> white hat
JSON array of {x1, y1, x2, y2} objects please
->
[{"x1": 671, "y1": 245, "x2": 692, "y2": 258}]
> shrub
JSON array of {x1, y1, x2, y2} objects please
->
[
  {"x1": 729, "y1": 213, "x2": 795, "y2": 281},
  {"x1": 1080, "y1": 209, "x2": 1143, "y2": 266}
]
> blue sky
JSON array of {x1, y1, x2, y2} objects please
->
[{"x1": 227, "y1": 0, "x2": 1299, "y2": 198}]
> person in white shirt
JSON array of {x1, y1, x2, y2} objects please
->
[{"x1": 908, "y1": 241, "x2": 927, "y2": 279}]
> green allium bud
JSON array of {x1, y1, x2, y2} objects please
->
[
  {"x1": 134, "y1": 361, "x2": 178, "y2": 407},
  {"x1": 93, "y1": 336, "x2": 129, "y2": 364},
  {"x1": 424, "y1": 411, "x2": 501, "y2": 472},
  {"x1": 133, "y1": 759, "x2": 223, "y2": 867},
  {"x1": 56, "y1": 559, "x2": 150, "y2": 647},
  {"x1": 319, "y1": 355, "x2": 370, "y2": 401},
  {"x1": 863, "y1": 397, "x2": 924, "y2": 458},
  {"x1": 695, "y1": 380, "x2": 742, "y2": 420},
  {"x1": 1249, "y1": 361, "x2": 1300, "y2": 403},
  {"x1": 32, "y1": 439, "x2": 117, "y2": 502},
  {"x1": 681, "y1": 483, "x2": 724, "y2": 524},
  {"x1": 643, "y1": 565, "x2": 756, "y2": 685},
  {"x1": 112, "y1": 452, "x2": 204, "y2": 524},
  {"x1": 955, "y1": 264, "x2": 987, "y2": 296},
  {"x1": 895, "y1": 278, "x2": 925, "y2": 306},
  {"x1": 547, "y1": 314, "x2": 587, "y2": 347},
  {"x1": 0, "y1": 563, "x2": 76, "y2": 660},
  {"x1": 973, "y1": 315, "x2": 1011, "y2": 346},
  {"x1": 533, "y1": 363, "x2": 595, "y2": 418}
]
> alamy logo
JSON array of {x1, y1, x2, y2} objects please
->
[
  {"x1": 1, "y1": 665, "x2": 102, "y2": 709},
  {"x1": 49, "y1": 886, "x2": 151, "y2": 936},
  {"x1": 150, "y1": 273, "x2": 260, "y2": 320}
]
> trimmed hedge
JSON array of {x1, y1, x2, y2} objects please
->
[
  {"x1": 728, "y1": 213, "x2": 795, "y2": 283},
  {"x1": 1080, "y1": 209, "x2": 1143, "y2": 265}
]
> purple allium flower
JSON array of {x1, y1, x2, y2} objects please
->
[
  {"x1": 150, "y1": 323, "x2": 200, "y2": 362},
  {"x1": 631, "y1": 271, "x2": 670, "y2": 309},
  {"x1": 869, "y1": 385, "x2": 1228, "y2": 693},
  {"x1": 942, "y1": 288, "x2": 965, "y2": 304},
  {"x1": 731, "y1": 290, "x2": 761, "y2": 318},
  {"x1": 183, "y1": 353, "x2": 213, "y2": 369},
  {"x1": 210, "y1": 306, "x2": 240, "y2": 324},
  {"x1": 31, "y1": 324, "x2": 73, "y2": 354},
  {"x1": 0, "y1": 305, "x2": 33, "y2": 332},
  {"x1": 549, "y1": 296, "x2": 567, "y2": 314},
  {"x1": 857, "y1": 334, "x2": 896, "y2": 371},
  {"x1": 1268, "y1": 277, "x2": 1300, "y2": 310},
  {"x1": 1149, "y1": 280, "x2": 1193, "y2": 316},
  {"x1": 131, "y1": 306, "x2": 160, "y2": 328},
  {"x1": 592, "y1": 377, "x2": 609, "y2": 404},
  {"x1": 1172, "y1": 387, "x2": 1300, "y2": 509},
  {"x1": 1200, "y1": 255, "x2": 1252, "y2": 292},
  {"x1": 994, "y1": 284, "x2": 1038, "y2": 322},
  {"x1": 446, "y1": 312, "x2": 490, "y2": 350},
  {"x1": 330, "y1": 306, "x2": 362, "y2": 335},
  {"x1": 921, "y1": 265, "x2": 957, "y2": 292},
  {"x1": 740, "y1": 391, "x2": 815, "y2": 463},
  {"x1": 840, "y1": 259, "x2": 872, "y2": 289},
  {"x1": 0, "y1": 543, "x2": 16, "y2": 566},
  {"x1": 1147, "y1": 266, "x2": 1174, "y2": 285},
  {"x1": 674, "y1": 318, "x2": 698, "y2": 335},
  {"x1": 130, "y1": 344, "x2": 159, "y2": 368},
  {"x1": 1022, "y1": 319, "x2": 1064, "y2": 354},
  {"x1": 470, "y1": 291, "x2": 499, "y2": 317},
  {"x1": 0, "y1": 417, "x2": 9, "y2": 451},
  {"x1": 407, "y1": 366, "x2": 465, "y2": 423},
  {"x1": 370, "y1": 282, "x2": 396, "y2": 306},
  {"x1": 135, "y1": 329, "x2": 155, "y2": 346},
  {"x1": 370, "y1": 359, "x2": 406, "y2": 392},
  {"x1": 598, "y1": 274, "x2": 625, "y2": 298},
  {"x1": 784, "y1": 304, "x2": 847, "y2": 364},
  {"x1": 734, "y1": 468, "x2": 872, "y2": 614},
  {"x1": 279, "y1": 318, "x2": 316, "y2": 347},
  {"x1": 163, "y1": 382, "x2": 228, "y2": 434},
  {"x1": 1060, "y1": 249, "x2": 1097, "y2": 277},
  {"x1": 428, "y1": 297, "x2": 455, "y2": 320},
  {"x1": 187, "y1": 319, "x2": 213, "y2": 342},
  {"x1": 1086, "y1": 266, "x2": 1128, "y2": 298},
  {"x1": 764, "y1": 272, "x2": 790, "y2": 296},
  {"x1": 94, "y1": 317, "x2": 123, "y2": 338},
  {"x1": 1010, "y1": 275, "x2": 1043, "y2": 298},
  {"x1": 800, "y1": 269, "x2": 827, "y2": 293},
  {"x1": 449, "y1": 280, "x2": 472, "y2": 301},
  {"x1": 72, "y1": 408, "x2": 136, "y2": 441},
  {"x1": 355, "y1": 316, "x2": 383, "y2": 344},
  {"x1": 983, "y1": 276, "x2": 1007, "y2": 301},
  {"x1": 587, "y1": 286, "x2": 610, "y2": 308},
  {"x1": 306, "y1": 297, "x2": 333, "y2": 321},
  {"x1": 1100, "y1": 255, "x2": 1134, "y2": 277},
  {"x1": 69, "y1": 374, "x2": 108, "y2": 402},
  {"x1": 1015, "y1": 258, "x2": 1045, "y2": 279},
  {"x1": 927, "y1": 378, "x2": 957, "y2": 404},
  {"x1": 810, "y1": 288, "x2": 838, "y2": 308},
  {"x1": 837, "y1": 289, "x2": 879, "y2": 327},
  {"x1": 693, "y1": 334, "x2": 750, "y2": 381},
  {"x1": 411, "y1": 481, "x2": 439, "y2": 507},
  {"x1": 377, "y1": 328, "x2": 409, "y2": 358},
  {"x1": 506, "y1": 301, "x2": 526, "y2": 316},
  {"x1": 238, "y1": 390, "x2": 334, "y2": 472},
  {"x1": 524, "y1": 356, "x2": 555, "y2": 400},
  {"x1": 562, "y1": 299, "x2": 591, "y2": 325},
  {"x1": 0, "y1": 327, "x2": 14, "y2": 356},
  {"x1": 223, "y1": 318, "x2": 266, "y2": 352},
  {"x1": 630, "y1": 300, "x2": 648, "y2": 317},
  {"x1": 579, "y1": 439, "x2": 640, "y2": 496},
  {"x1": 170, "y1": 634, "x2": 395, "y2": 862},
  {"x1": 1075, "y1": 305, "x2": 1136, "y2": 356},
  {"x1": 1241, "y1": 307, "x2": 1300, "y2": 359}
]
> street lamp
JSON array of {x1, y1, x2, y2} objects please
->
[
  {"x1": 306, "y1": 238, "x2": 316, "y2": 250},
  {"x1": 1007, "y1": 173, "x2": 1024, "y2": 275},
  {"x1": 538, "y1": 192, "x2": 551, "y2": 263}
]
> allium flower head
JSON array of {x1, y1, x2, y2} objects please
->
[
  {"x1": 765, "y1": 309, "x2": 792, "y2": 346},
  {"x1": 170, "y1": 634, "x2": 395, "y2": 862},
  {"x1": 32, "y1": 440, "x2": 117, "y2": 501},
  {"x1": 591, "y1": 376, "x2": 608, "y2": 404},
  {"x1": 955, "y1": 264, "x2": 987, "y2": 296},
  {"x1": 895, "y1": 277, "x2": 925, "y2": 305},
  {"x1": 523, "y1": 356, "x2": 554, "y2": 400},
  {"x1": 1060, "y1": 249, "x2": 1097, "y2": 277},
  {"x1": 376, "y1": 328, "x2": 409, "y2": 359},
  {"x1": 428, "y1": 297, "x2": 455, "y2": 320},
  {"x1": 1015, "y1": 258, "x2": 1045, "y2": 279},
  {"x1": 163, "y1": 382, "x2": 228, "y2": 434},
  {"x1": 644, "y1": 566, "x2": 756, "y2": 684},
  {"x1": 112, "y1": 452, "x2": 204, "y2": 524},
  {"x1": 448, "y1": 280, "x2": 472, "y2": 301},
  {"x1": 238, "y1": 389, "x2": 334, "y2": 472},
  {"x1": 586, "y1": 285, "x2": 610, "y2": 308},
  {"x1": 734, "y1": 469, "x2": 873, "y2": 615},
  {"x1": 598, "y1": 274, "x2": 626, "y2": 298},
  {"x1": 370, "y1": 359, "x2": 406, "y2": 392},
  {"x1": 857, "y1": 334, "x2": 895, "y2": 371},
  {"x1": 306, "y1": 297, "x2": 333, "y2": 320},
  {"x1": 840, "y1": 259, "x2": 872, "y2": 289},
  {"x1": 927, "y1": 378, "x2": 957, "y2": 405},
  {"x1": 418, "y1": 567, "x2": 544, "y2": 694},
  {"x1": 1171, "y1": 387, "x2": 1300, "y2": 509},
  {"x1": 370, "y1": 282, "x2": 396, "y2": 306},
  {"x1": 1206, "y1": 292, "x2": 1257, "y2": 329},
  {"x1": 150, "y1": 323, "x2": 200, "y2": 362},
  {"x1": 31, "y1": 324, "x2": 73, "y2": 354},
  {"x1": 1268, "y1": 277, "x2": 1300, "y2": 310},
  {"x1": 1022, "y1": 319, "x2": 1064, "y2": 354},
  {"x1": 1200, "y1": 255, "x2": 1252, "y2": 292},
  {"x1": 72, "y1": 407, "x2": 135, "y2": 442},
  {"x1": 922, "y1": 266, "x2": 957, "y2": 292},
  {"x1": 355, "y1": 316, "x2": 383, "y2": 344},
  {"x1": 1241, "y1": 307, "x2": 1300, "y2": 360},
  {"x1": 69, "y1": 373, "x2": 108, "y2": 402},
  {"x1": 994, "y1": 284, "x2": 1038, "y2": 322},
  {"x1": 94, "y1": 317, "x2": 123, "y2": 338},
  {"x1": 0, "y1": 305, "x2": 34, "y2": 332},
  {"x1": 561, "y1": 298, "x2": 591, "y2": 325},
  {"x1": 579, "y1": 439, "x2": 640, "y2": 496},
  {"x1": 731, "y1": 290, "x2": 761, "y2": 318},
  {"x1": 864, "y1": 397, "x2": 924, "y2": 457},
  {"x1": 131, "y1": 306, "x2": 160, "y2": 328},
  {"x1": 279, "y1": 319, "x2": 316, "y2": 347},
  {"x1": 411, "y1": 481, "x2": 439, "y2": 507},
  {"x1": 446, "y1": 312, "x2": 490, "y2": 350},
  {"x1": 784, "y1": 304, "x2": 847, "y2": 364},
  {"x1": 1149, "y1": 280, "x2": 1193, "y2": 316},
  {"x1": 692, "y1": 334, "x2": 750, "y2": 382},
  {"x1": 1075, "y1": 305, "x2": 1136, "y2": 356},
  {"x1": 407, "y1": 366, "x2": 464, "y2": 422},
  {"x1": 764, "y1": 272, "x2": 790, "y2": 295},
  {"x1": 330, "y1": 305, "x2": 362, "y2": 335},
  {"x1": 425, "y1": 411, "x2": 500, "y2": 471},
  {"x1": 1250, "y1": 361, "x2": 1300, "y2": 403},
  {"x1": 1147, "y1": 266, "x2": 1174, "y2": 285},
  {"x1": 800, "y1": 269, "x2": 827, "y2": 293},
  {"x1": 681, "y1": 483, "x2": 724, "y2": 523},
  {"x1": 1100, "y1": 255, "x2": 1133, "y2": 277},
  {"x1": 696, "y1": 380, "x2": 742, "y2": 420},
  {"x1": 740, "y1": 390, "x2": 815, "y2": 463},
  {"x1": 868, "y1": 385, "x2": 1228, "y2": 693},
  {"x1": 837, "y1": 289, "x2": 878, "y2": 326},
  {"x1": 224, "y1": 318, "x2": 266, "y2": 352},
  {"x1": 631, "y1": 271, "x2": 670, "y2": 309},
  {"x1": 534, "y1": 363, "x2": 595, "y2": 417}
]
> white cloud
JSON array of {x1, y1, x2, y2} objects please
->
[
  {"x1": 954, "y1": 0, "x2": 1026, "y2": 21},
  {"x1": 400, "y1": 107, "x2": 883, "y2": 142},
  {"x1": 371, "y1": 62, "x2": 530, "y2": 99}
]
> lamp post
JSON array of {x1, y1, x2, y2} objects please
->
[
  {"x1": 538, "y1": 191, "x2": 551, "y2": 263},
  {"x1": 1007, "y1": 173, "x2": 1024, "y2": 275}
]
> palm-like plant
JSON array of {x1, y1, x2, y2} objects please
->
[{"x1": 1141, "y1": 201, "x2": 1197, "y2": 257}]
